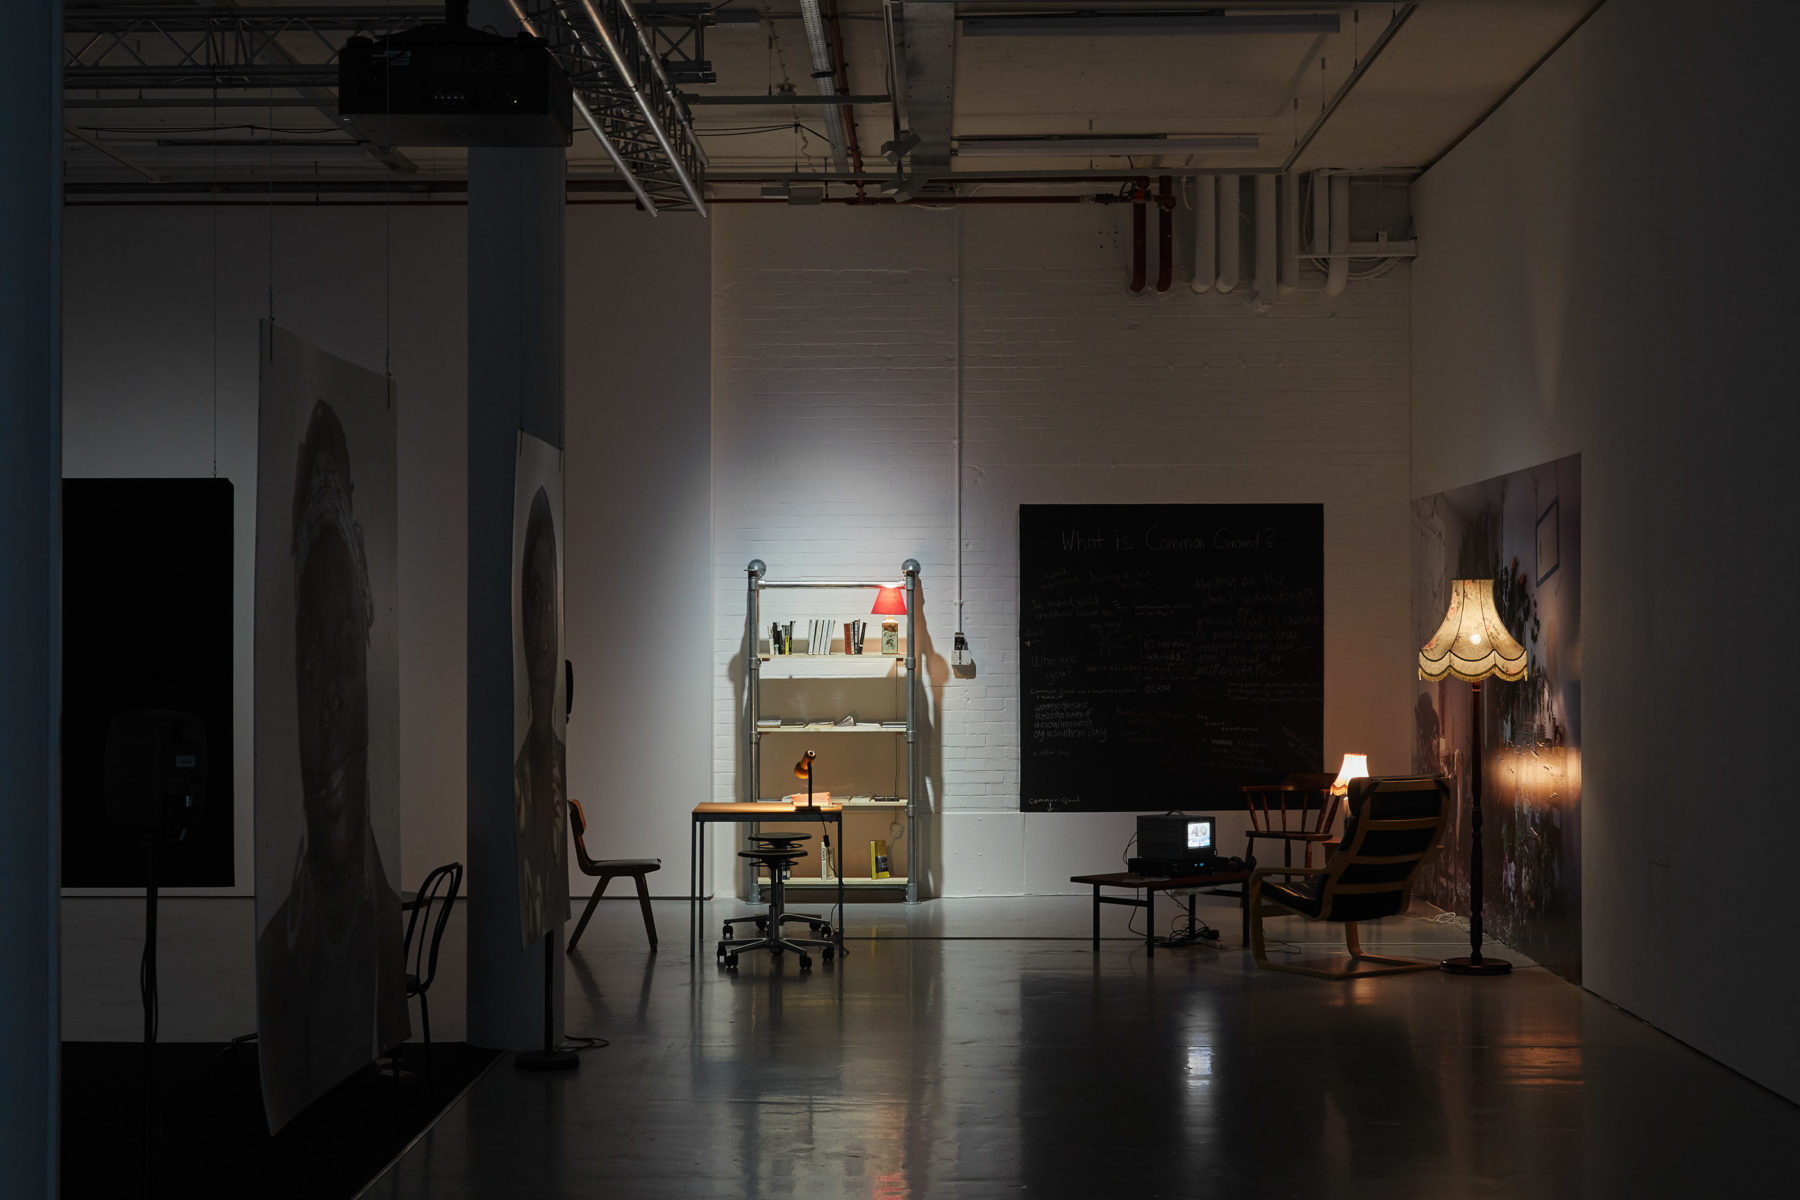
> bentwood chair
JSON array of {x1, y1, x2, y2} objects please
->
[
  {"x1": 566, "y1": 798, "x2": 661, "y2": 953},
  {"x1": 1241, "y1": 771, "x2": 1342, "y2": 868},
  {"x1": 401, "y1": 861, "x2": 462, "y2": 1089},
  {"x1": 1248, "y1": 775, "x2": 1449, "y2": 979}
]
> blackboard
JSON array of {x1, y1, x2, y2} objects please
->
[{"x1": 1019, "y1": 503, "x2": 1323, "y2": 812}]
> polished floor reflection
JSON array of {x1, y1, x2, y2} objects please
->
[{"x1": 358, "y1": 896, "x2": 1796, "y2": 1199}]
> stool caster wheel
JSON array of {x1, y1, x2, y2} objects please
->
[
  {"x1": 771, "y1": 945, "x2": 783, "y2": 956},
  {"x1": 714, "y1": 943, "x2": 726, "y2": 961},
  {"x1": 724, "y1": 954, "x2": 738, "y2": 970},
  {"x1": 822, "y1": 947, "x2": 834, "y2": 963},
  {"x1": 799, "y1": 955, "x2": 812, "y2": 970},
  {"x1": 721, "y1": 925, "x2": 732, "y2": 939}
]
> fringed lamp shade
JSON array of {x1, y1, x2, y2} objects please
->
[
  {"x1": 1418, "y1": 579, "x2": 1528, "y2": 683},
  {"x1": 1330, "y1": 753, "x2": 1369, "y2": 797}
]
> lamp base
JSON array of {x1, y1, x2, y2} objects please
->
[
  {"x1": 514, "y1": 1048, "x2": 580, "y2": 1071},
  {"x1": 1441, "y1": 955, "x2": 1512, "y2": 977}
]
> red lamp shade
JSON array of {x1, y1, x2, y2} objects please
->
[{"x1": 870, "y1": 585, "x2": 907, "y2": 617}]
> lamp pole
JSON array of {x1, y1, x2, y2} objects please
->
[{"x1": 1443, "y1": 678, "x2": 1510, "y2": 976}]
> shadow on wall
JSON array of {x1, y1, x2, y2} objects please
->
[{"x1": 913, "y1": 580, "x2": 948, "y2": 900}]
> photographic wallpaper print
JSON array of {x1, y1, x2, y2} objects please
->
[{"x1": 1412, "y1": 454, "x2": 1582, "y2": 982}]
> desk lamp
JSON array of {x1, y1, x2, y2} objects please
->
[
  {"x1": 1330, "y1": 753, "x2": 1369, "y2": 799},
  {"x1": 871, "y1": 585, "x2": 906, "y2": 655},
  {"x1": 794, "y1": 750, "x2": 817, "y2": 808},
  {"x1": 1418, "y1": 578, "x2": 1527, "y2": 977}
]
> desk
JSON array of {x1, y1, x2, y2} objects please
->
[
  {"x1": 690, "y1": 802, "x2": 845, "y2": 955},
  {"x1": 1070, "y1": 870, "x2": 1253, "y2": 956}
]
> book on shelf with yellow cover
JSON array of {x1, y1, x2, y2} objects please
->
[{"x1": 869, "y1": 839, "x2": 891, "y2": 879}]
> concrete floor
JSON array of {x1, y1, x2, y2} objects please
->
[{"x1": 64, "y1": 895, "x2": 1798, "y2": 1198}]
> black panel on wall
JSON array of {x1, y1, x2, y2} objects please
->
[
  {"x1": 1019, "y1": 503, "x2": 1324, "y2": 813},
  {"x1": 62, "y1": 478, "x2": 235, "y2": 887}
]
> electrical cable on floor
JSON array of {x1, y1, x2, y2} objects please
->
[
  {"x1": 561, "y1": 1035, "x2": 610, "y2": 1052},
  {"x1": 1154, "y1": 893, "x2": 1221, "y2": 949}
]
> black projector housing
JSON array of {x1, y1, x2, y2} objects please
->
[{"x1": 338, "y1": 23, "x2": 573, "y2": 148}]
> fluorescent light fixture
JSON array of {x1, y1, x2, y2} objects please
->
[
  {"x1": 961, "y1": 13, "x2": 1341, "y2": 38},
  {"x1": 955, "y1": 134, "x2": 1259, "y2": 158}
]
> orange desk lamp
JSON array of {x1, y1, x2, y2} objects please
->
[{"x1": 794, "y1": 750, "x2": 817, "y2": 808}]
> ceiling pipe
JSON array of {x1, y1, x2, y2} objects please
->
[
  {"x1": 1279, "y1": 172, "x2": 1300, "y2": 293},
  {"x1": 799, "y1": 0, "x2": 851, "y2": 173},
  {"x1": 1189, "y1": 176, "x2": 1215, "y2": 294},
  {"x1": 1156, "y1": 175, "x2": 1174, "y2": 293},
  {"x1": 1129, "y1": 182, "x2": 1147, "y2": 294},
  {"x1": 1324, "y1": 173, "x2": 1350, "y2": 297},
  {"x1": 1254, "y1": 172, "x2": 1277, "y2": 304},
  {"x1": 820, "y1": 0, "x2": 864, "y2": 187},
  {"x1": 1215, "y1": 174, "x2": 1240, "y2": 293},
  {"x1": 1310, "y1": 169, "x2": 1329, "y2": 258}
]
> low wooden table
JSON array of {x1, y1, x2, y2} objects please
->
[{"x1": 1070, "y1": 870, "x2": 1254, "y2": 956}]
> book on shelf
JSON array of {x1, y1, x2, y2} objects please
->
[
  {"x1": 804, "y1": 617, "x2": 842, "y2": 656},
  {"x1": 869, "y1": 840, "x2": 891, "y2": 879}
]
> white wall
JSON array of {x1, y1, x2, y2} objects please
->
[
  {"x1": 712, "y1": 204, "x2": 1414, "y2": 896},
  {"x1": 1411, "y1": 0, "x2": 1800, "y2": 1100},
  {"x1": 61, "y1": 203, "x2": 710, "y2": 898}
]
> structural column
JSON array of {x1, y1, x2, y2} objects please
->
[
  {"x1": 466, "y1": 140, "x2": 568, "y2": 1050},
  {"x1": 0, "y1": 2, "x2": 62, "y2": 1194}
]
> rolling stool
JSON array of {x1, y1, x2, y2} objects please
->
[
  {"x1": 716, "y1": 842, "x2": 836, "y2": 971},
  {"x1": 721, "y1": 833, "x2": 833, "y2": 944}
]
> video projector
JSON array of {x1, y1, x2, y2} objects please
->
[{"x1": 337, "y1": 3, "x2": 572, "y2": 148}]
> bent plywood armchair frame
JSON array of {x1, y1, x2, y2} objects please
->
[{"x1": 1248, "y1": 775, "x2": 1450, "y2": 980}]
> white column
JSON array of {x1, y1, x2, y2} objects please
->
[{"x1": 0, "y1": 2, "x2": 62, "y2": 1194}]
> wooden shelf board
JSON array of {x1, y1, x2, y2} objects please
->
[
  {"x1": 755, "y1": 724, "x2": 907, "y2": 735},
  {"x1": 757, "y1": 656, "x2": 907, "y2": 679},
  {"x1": 782, "y1": 876, "x2": 910, "y2": 889}
]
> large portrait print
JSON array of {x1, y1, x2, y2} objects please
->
[
  {"x1": 513, "y1": 432, "x2": 570, "y2": 947},
  {"x1": 254, "y1": 322, "x2": 408, "y2": 1131}
]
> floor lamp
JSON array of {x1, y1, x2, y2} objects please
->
[{"x1": 1418, "y1": 578, "x2": 1527, "y2": 977}]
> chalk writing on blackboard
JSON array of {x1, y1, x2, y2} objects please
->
[{"x1": 1019, "y1": 504, "x2": 1324, "y2": 813}]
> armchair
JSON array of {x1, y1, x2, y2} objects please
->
[{"x1": 1248, "y1": 775, "x2": 1450, "y2": 979}]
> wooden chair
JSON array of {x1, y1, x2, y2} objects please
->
[
  {"x1": 401, "y1": 861, "x2": 462, "y2": 1089},
  {"x1": 1241, "y1": 771, "x2": 1341, "y2": 868},
  {"x1": 566, "y1": 798, "x2": 661, "y2": 953},
  {"x1": 1248, "y1": 775, "x2": 1449, "y2": 979}
]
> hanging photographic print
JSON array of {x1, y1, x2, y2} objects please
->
[
  {"x1": 1411, "y1": 454, "x2": 1582, "y2": 982},
  {"x1": 253, "y1": 322, "x2": 408, "y2": 1131},
  {"x1": 513, "y1": 431, "x2": 570, "y2": 948}
]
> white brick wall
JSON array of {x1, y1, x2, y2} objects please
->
[{"x1": 713, "y1": 203, "x2": 1412, "y2": 896}]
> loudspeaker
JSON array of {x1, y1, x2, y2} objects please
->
[{"x1": 104, "y1": 710, "x2": 207, "y2": 841}]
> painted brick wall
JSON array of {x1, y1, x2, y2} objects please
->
[{"x1": 713, "y1": 203, "x2": 1412, "y2": 896}]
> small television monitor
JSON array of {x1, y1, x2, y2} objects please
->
[{"x1": 1136, "y1": 813, "x2": 1217, "y2": 864}]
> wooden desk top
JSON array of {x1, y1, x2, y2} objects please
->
[
  {"x1": 1071, "y1": 870, "x2": 1251, "y2": 888},
  {"x1": 693, "y1": 802, "x2": 843, "y2": 816}
]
